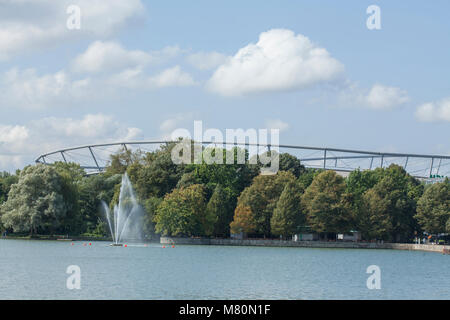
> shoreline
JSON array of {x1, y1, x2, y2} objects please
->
[
  {"x1": 2, "y1": 236, "x2": 449, "y2": 254},
  {"x1": 160, "y1": 236, "x2": 450, "y2": 254}
]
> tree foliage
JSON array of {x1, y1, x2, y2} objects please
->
[
  {"x1": 271, "y1": 181, "x2": 305, "y2": 237},
  {"x1": 415, "y1": 178, "x2": 449, "y2": 234},
  {"x1": 302, "y1": 170, "x2": 352, "y2": 234},
  {"x1": 1, "y1": 164, "x2": 71, "y2": 234},
  {"x1": 206, "y1": 184, "x2": 236, "y2": 237},
  {"x1": 236, "y1": 171, "x2": 297, "y2": 236},
  {"x1": 154, "y1": 184, "x2": 211, "y2": 236},
  {"x1": 230, "y1": 205, "x2": 256, "y2": 235}
]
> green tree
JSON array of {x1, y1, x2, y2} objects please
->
[
  {"x1": 297, "y1": 168, "x2": 323, "y2": 189},
  {"x1": 302, "y1": 170, "x2": 353, "y2": 234},
  {"x1": 346, "y1": 168, "x2": 384, "y2": 237},
  {"x1": 415, "y1": 178, "x2": 449, "y2": 234},
  {"x1": 142, "y1": 196, "x2": 163, "y2": 239},
  {"x1": 361, "y1": 164, "x2": 423, "y2": 242},
  {"x1": 181, "y1": 146, "x2": 259, "y2": 199},
  {"x1": 205, "y1": 184, "x2": 236, "y2": 237},
  {"x1": 105, "y1": 147, "x2": 141, "y2": 175},
  {"x1": 1, "y1": 164, "x2": 68, "y2": 235},
  {"x1": 236, "y1": 171, "x2": 297, "y2": 237},
  {"x1": 360, "y1": 188, "x2": 393, "y2": 240},
  {"x1": 78, "y1": 174, "x2": 121, "y2": 235},
  {"x1": 0, "y1": 171, "x2": 19, "y2": 204},
  {"x1": 154, "y1": 184, "x2": 211, "y2": 236},
  {"x1": 278, "y1": 153, "x2": 305, "y2": 178},
  {"x1": 126, "y1": 142, "x2": 186, "y2": 198},
  {"x1": 271, "y1": 181, "x2": 305, "y2": 237}
]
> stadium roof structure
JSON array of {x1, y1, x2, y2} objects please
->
[{"x1": 35, "y1": 141, "x2": 450, "y2": 181}]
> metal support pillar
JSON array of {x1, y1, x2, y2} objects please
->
[
  {"x1": 89, "y1": 147, "x2": 101, "y2": 172},
  {"x1": 429, "y1": 157, "x2": 434, "y2": 177},
  {"x1": 60, "y1": 151, "x2": 67, "y2": 163}
]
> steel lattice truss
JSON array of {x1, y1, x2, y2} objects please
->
[{"x1": 35, "y1": 141, "x2": 450, "y2": 181}]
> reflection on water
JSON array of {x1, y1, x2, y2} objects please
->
[{"x1": 0, "y1": 239, "x2": 448, "y2": 299}]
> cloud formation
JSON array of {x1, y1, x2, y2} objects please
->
[
  {"x1": 71, "y1": 41, "x2": 152, "y2": 74},
  {"x1": 0, "y1": 0, "x2": 145, "y2": 60},
  {"x1": 338, "y1": 83, "x2": 409, "y2": 110},
  {"x1": 0, "y1": 114, "x2": 143, "y2": 170},
  {"x1": 365, "y1": 84, "x2": 409, "y2": 109},
  {"x1": 0, "y1": 68, "x2": 91, "y2": 109},
  {"x1": 207, "y1": 29, "x2": 344, "y2": 96},
  {"x1": 415, "y1": 98, "x2": 450, "y2": 122},
  {"x1": 187, "y1": 51, "x2": 230, "y2": 70},
  {"x1": 265, "y1": 119, "x2": 289, "y2": 132}
]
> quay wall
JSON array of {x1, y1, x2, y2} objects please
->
[{"x1": 160, "y1": 237, "x2": 450, "y2": 253}]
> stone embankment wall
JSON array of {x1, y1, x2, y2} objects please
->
[{"x1": 160, "y1": 237, "x2": 450, "y2": 254}]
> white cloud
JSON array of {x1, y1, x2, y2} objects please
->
[
  {"x1": 71, "y1": 41, "x2": 152, "y2": 74},
  {"x1": 0, "y1": 64, "x2": 197, "y2": 109},
  {"x1": 71, "y1": 41, "x2": 182, "y2": 74},
  {"x1": 0, "y1": 0, "x2": 145, "y2": 60},
  {"x1": 0, "y1": 114, "x2": 143, "y2": 170},
  {"x1": 107, "y1": 65, "x2": 197, "y2": 89},
  {"x1": 187, "y1": 51, "x2": 230, "y2": 70},
  {"x1": 0, "y1": 125, "x2": 29, "y2": 144},
  {"x1": 0, "y1": 68, "x2": 91, "y2": 109},
  {"x1": 265, "y1": 119, "x2": 289, "y2": 132},
  {"x1": 338, "y1": 83, "x2": 409, "y2": 110},
  {"x1": 207, "y1": 29, "x2": 344, "y2": 96},
  {"x1": 366, "y1": 84, "x2": 409, "y2": 109},
  {"x1": 148, "y1": 66, "x2": 197, "y2": 88},
  {"x1": 415, "y1": 98, "x2": 450, "y2": 122},
  {"x1": 159, "y1": 113, "x2": 194, "y2": 139}
]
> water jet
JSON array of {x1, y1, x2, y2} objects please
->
[{"x1": 102, "y1": 173, "x2": 144, "y2": 246}]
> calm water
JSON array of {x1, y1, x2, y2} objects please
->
[{"x1": 0, "y1": 239, "x2": 448, "y2": 299}]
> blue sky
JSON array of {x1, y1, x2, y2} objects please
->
[{"x1": 0, "y1": 0, "x2": 449, "y2": 170}]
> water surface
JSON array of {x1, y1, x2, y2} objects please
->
[{"x1": 0, "y1": 239, "x2": 448, "y2": 299}]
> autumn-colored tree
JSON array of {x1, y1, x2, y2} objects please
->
[
  {"x1": 230, "y1": 205, "x2": 256, "y2": 235},
  {"x1": 236, "y1": 171, "x2": 297, "y2": 236}
]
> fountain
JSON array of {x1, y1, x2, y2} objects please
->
[{"x1": 102, "y1": 173, "x2": 144, "y2": 246}]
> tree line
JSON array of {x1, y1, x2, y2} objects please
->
[{"x1": 0, "y1": 142, "x2": 448, "y2": 242}]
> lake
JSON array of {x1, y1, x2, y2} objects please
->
[{"x1": 0, "y1": 239, "x2": 448, "y2": 299}]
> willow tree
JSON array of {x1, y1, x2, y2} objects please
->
[{"x1": 1, "y1": 164, "x2": 68, "y2": 235}]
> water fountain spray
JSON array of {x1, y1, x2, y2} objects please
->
[{"x1": 102, "y1": 173, "x2": 143, "y2": 246}]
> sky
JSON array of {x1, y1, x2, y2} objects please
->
[{"x1": 0, "y1": 0, "x2": 449, "y2": 171}]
